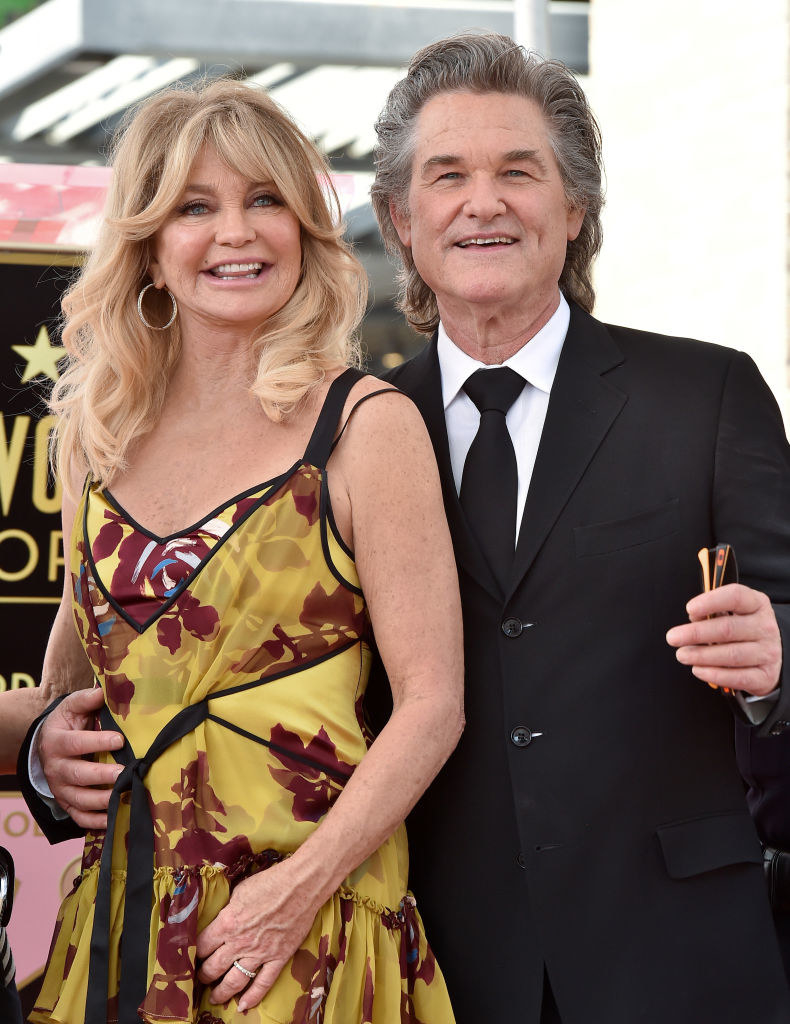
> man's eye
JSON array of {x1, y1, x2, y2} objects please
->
[
  {"x1": 505, "y1": 169, "x2": 528, "y2": 178},
  {"x1": 437, "y1": 172, "x2": 461, "y2": 181}
]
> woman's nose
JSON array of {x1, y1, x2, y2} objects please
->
[{"x1": 214, "y1": 207, "x2": 256, "y2": 246}]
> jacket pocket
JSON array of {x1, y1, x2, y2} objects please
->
[
  {"x1": 574, "y1": 497, "x2": 680, "y2": 557},
  {"x1": 656, "y1": 811, "x2": 763, "y2": 879}
]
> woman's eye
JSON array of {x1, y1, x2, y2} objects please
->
[
  {"x1": 179, "y1": 200, "x2": 209, "y2": 216},
  {"x1": 252, "y1": 193, "x2": 279, "y2": 207}
]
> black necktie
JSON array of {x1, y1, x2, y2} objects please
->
[{"x1": 460, "y1": 367, "x2": 526, "y2": 588}]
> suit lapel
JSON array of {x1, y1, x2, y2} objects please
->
[
  {"x1": 393, "y1": 339, "x2": 502, "y2": 602},
  {"x1": 508, "y1": 306, "x2": 627, "y2": 597}
]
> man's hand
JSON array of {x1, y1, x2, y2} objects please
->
[
  {"x1": 37, "y1": 688, "x2": 123, "y2": 829},
  {"x1": 666, "y1": 583, "x2": 782, "y2": 697}
]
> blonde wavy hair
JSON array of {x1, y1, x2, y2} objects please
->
[{"x1": 52, "y1": 78, "x2": 367, "y2": 490}]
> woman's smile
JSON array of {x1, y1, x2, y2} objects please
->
[
  {"x1": 205, "y1": 261, "x2": 266, "y2": 280},
  {"x1": 149, "y1": 146, "x2": 302, "y2": 336}
]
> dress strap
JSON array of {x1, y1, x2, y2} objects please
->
[
  {"x1": 303, "y1": 366, "x2": 367, "y2": 469},
  {"x1": 330, "y1": 388, "x2": 401, "y2": 454}
]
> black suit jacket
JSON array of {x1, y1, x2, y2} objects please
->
[{"x1": 383, "y1": 302, "x2": 790, "y2": 1024}]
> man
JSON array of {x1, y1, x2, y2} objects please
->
[
  {"x1": 737, "y1": 715, "x2": 790, "y2": 980},
  {"x1": 368, "y1": 31, "x2": 790, "y2": 1024}
]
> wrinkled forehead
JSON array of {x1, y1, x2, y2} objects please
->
[{"x1": 412, "y1": 89, "x2": 550, "y2": 150}]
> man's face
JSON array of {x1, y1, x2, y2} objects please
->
[{"x1": 390, "y1": 90, "x2": 585, "y2": 325}]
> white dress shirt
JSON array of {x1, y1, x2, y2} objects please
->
[
  {"x1": 438, "y1": 292, "x2": 569, "y2": 542},
  {"x1": 437, "y1": 290, "x2": 777, "y2": 721}
]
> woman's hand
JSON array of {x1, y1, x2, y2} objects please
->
[{"x1": 195, "y1": 859, "x2": 321, "y2": 1012}]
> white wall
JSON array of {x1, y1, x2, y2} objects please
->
[{"x1": 585, "y1": 0, "x2": 789, "y2": 427}]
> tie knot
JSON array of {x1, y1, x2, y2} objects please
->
[{"x1": 463, "y1": 366, "x2": 525, "y2": 415}]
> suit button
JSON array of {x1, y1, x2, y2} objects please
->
[
  {"x1": 510, "y1": 726, "x2": 534, "y2": 747},
  {"x1": 502, "y1": 617, "x2": 523, "y2": 637},
  {"x1": 516, "y1": 852, "x2": 527, "y2": 869}
]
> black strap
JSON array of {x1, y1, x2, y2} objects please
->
[
  {"x1": 86, "y1": 701, "x2": 212, "y2": 1024},
  {"x1": 303, "y1": 367, "x2": 366, "y2": 469},
  {"x1": 84, "y1": 674, "x2": 356, "y2": 1023},
  {"x1": 206, "y1": 713, "x2": 353, "y2": 783},
  {"x1": 329, "y1": 388, "x2": 403, "y2": 453}
]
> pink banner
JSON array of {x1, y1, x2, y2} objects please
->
[
  {"x1": 1, "y1": 793, "x2": 83, "y2": 988},
  {"x1": 0, "y1": 164, "x2": 368, "y2": 250},
  {"x1": 0, "y1": 163, "x2": 111, "y2": 249}
]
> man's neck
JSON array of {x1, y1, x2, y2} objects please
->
[{"x1": 438, "y1": 290, "x2": 562, "y2": 364}]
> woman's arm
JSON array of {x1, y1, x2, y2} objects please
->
[
  {"x1": 197, "y1": 386, "x2": 464, "y2": 1011},
  {"x1": 11, "y1": 483, "x2": 124, "y2": 823},
  {"x1": 0, "y1": 486, "x2": 86, "y2": 772}
]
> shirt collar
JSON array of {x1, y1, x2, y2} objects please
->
[{"x1": 437, "y1": 292, "x2": 570, "y2": 411}]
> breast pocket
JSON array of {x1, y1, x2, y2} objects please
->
[{"x1": 574, "y1": 497, "x2": 680, "y2": 557}]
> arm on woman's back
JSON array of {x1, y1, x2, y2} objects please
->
[{"x1": 0, "y1": 689, "x2": 48, "y2": 774}]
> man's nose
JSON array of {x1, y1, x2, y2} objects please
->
[
  {"x1": 215, "y1": 207, "x2": 256, "y2": 246},
  {"x1": 463, "y1": 175, "x2": 506, "y2": 220}
]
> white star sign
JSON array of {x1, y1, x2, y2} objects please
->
[{"x1": 12, "y1": 325, "x2": 66, "y2": 383}]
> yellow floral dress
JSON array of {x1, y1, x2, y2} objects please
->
[{"x1": 31, "y1": 369, "x2": 455, "y2": 1024}]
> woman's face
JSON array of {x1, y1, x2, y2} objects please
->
[{"x1": 149, "y1": 145, "x2": 302, "y2": 339}]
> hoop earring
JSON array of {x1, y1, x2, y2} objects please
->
[{"x1": 137, "y1": 282, "x2": 178, "y2": 330}]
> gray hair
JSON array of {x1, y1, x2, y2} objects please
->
[{"x1": 371, "y1": 31, "x2": 604, "y2": 334}]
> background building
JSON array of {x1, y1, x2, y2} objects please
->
[{"x1": 1, "y1": 0, "x2": 786, "y2": 416}]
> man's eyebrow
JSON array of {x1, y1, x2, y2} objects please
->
[
  {"x1": 419, "y1": 149, "x2": 549, "y2": 177},
  {"x1": 503, "y1": 149, "x2": 549, "y2": 173},
  {"x1": 420, "y1": 155, "x2": 462, "y2": 176}
]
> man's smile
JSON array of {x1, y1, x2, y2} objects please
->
[{"x1": 456, "y1": 236, "x2": 517, "y2": 248}]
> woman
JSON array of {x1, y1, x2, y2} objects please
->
[{"x1": 29, "y1": 79, "x2": 463, "y2": 1024}]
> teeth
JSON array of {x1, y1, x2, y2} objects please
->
[
  {"x1": 212, "y1": 262, "x2": 263, "y2": 274},
  {"x1": 458, "y1": 237, "x2": 514, "y2": 247}
]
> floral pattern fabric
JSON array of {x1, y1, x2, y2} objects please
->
[{"x1": 31, "y1": 443, "x2": 454, "y2": 1023}]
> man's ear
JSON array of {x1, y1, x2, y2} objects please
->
[
  {"x1": 566, "y1": 204, "x2": 586, "y2": 243},
  {"x1": 389, "y1": 199, "x2": 412, "y2": 248}
]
